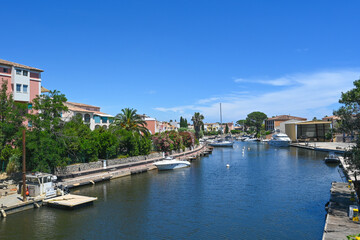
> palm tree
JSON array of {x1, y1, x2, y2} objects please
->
[
  {"x1": 113, "y1": 108, "x2": 149, "y2": 136},
  {"x1": 191, "y1": 112, "x2": 204, "y2": 139}
]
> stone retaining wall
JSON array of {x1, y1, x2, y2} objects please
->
[{"x1": 55, "y1": 148, "x2": 191, "y2": 175}]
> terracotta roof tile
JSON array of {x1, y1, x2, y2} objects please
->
[
  {"x1": 66, "y1": 101, "x2": 99, "y2": 109},
  {"x1": 0, "y1": 59, "x2": 43, "y2": 72},
  {"x1": 267, "y1": 115, "x2": 307, "y2": 121}
]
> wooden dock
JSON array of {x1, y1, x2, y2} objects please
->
[
  {"x1": 43, "y1": 194, "x2": 97, "y2": 209},
  {"x1": 322, "y1": 182, "x2": 360, "y2": 239}
]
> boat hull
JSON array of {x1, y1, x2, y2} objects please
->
[
  {"x1": 208, "y1": 143, "x2": 234, "y2": 147},
  {"x1": 268, "y1": 140, "x2": 290, "y2": 147},
  {"x1": 324, "y1": 156, "x2": 340, "y2": 164},
  {"x1": 153, "y1": 160, "x2": 191, "y2": 170}
]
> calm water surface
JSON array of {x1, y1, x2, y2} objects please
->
[{"x1": 0, "y1": 142, "x2": 342, "y2": 239}]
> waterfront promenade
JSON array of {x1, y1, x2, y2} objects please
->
[
  {"x1": 322, "y1": 156, "x2": 360, "y2": 239},
  {"x1": 291, "y1": 142, "x2": 355, "y2": 153},
  {"x1": 322, "y1": 182, "x2": 360, "y2": 240}
]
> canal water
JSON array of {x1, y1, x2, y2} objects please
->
[{"x1": 0, "y1": 142, "x2": 342, "y2": 240}]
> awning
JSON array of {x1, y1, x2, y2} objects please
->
[
  {"x1": 296, "y1": 121, "x2": 331, "y2": 125},
  {"x1": 41, "y1": 86, "x2": 50, "y2": 93}
]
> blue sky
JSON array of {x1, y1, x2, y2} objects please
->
[{"x1": 2, "y1": 0, "x2": 360, "y2": 123}]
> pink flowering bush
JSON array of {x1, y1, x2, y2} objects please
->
[
  {"x1": 152, "y1": 134, "x2": 174, "y2": 153},
  {"x1": 179, "y1": 131, "x2": 195, "y2": 148},
  {"x1": 152, "y1": 131, "x2": 195, "y2": 153}
]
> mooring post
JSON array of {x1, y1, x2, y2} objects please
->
[{"x1": 22, "y1": 129, "x2": 26, "y2": 202}]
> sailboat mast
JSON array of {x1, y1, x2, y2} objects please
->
[{"x1": 220, "y1": 102, "x2": 222, "y2": 125}]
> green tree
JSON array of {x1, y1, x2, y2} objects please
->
[
  {"x1": 114, "y1": 108, "x2": 149, "y2": 136},
  {"x1": 91, "y1": 128, "x2": 118, "y2": 159},
  {"x1": 62, "y1": 115, "x2": 98, "y2": 163},
  {"x1": 334, "y1": 79, "x2": 360, "y2": 168},
  {"x1": 180, "y1": 116, "x2": 188, "y2": 128},
  {"x1": 26, "y1": 90, "x2": 68, "y2": 172},
  {"x1": 245, "y1": 111, "x2": 267, "y2": 137},
  {"x1": 191, "y1": 112, "x2": 204, "y2": 139},
  {"x1": 0, "y1": 80, "x2": 26, "y2": 171},
  {"x1": 225, "y1": 124, "x2": 229, "y2": 134},
  {"x1": 236, "y1": 119, "x2": 247, "y2": 131}
]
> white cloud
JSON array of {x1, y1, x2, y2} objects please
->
[
  {"x1": 197, "y1": 97, "x2": 220, "y2": 104},
  {"x1": 155, "y1": 69, "x2": 360, "y2": 122},
  {"x1": 234, "y1": 76, "x2": 294, "y2": 86}
]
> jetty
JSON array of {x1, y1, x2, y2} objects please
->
[
  {"x1": 43, "y1": 194, "x2": 97, "y2": 209},
  {"x1": 322, "y1": 182, "x2": 360, "y2": 239},
  {"x1": 322, "y1": 156, "x2": 360, "y2": 239}
]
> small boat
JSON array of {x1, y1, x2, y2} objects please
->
[
  {"x1": 20, "y1": 172, "x2": 65, "y2": 199},
  {"x1": 208, "y1": 139, "x2": 234, "y2": 147},
  {"x1": 244, "y1": 138, "x2": 258, "y2": 142},
  {"x1": 268, "y1": 133, "x2": 291, "y2": 147},
  {"x1": 153, "y1": 157, "x2": 191, "y2": 170},
  {"x1": 324, "y1": 153, "x2": 340, "y2": 164}
]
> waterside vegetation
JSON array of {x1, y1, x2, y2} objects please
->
[{"x1": 0, "y1": 82, "x2": 195, "y2": 174}]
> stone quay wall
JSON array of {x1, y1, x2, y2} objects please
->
[{"x1": 55, "y1": 148, "x2": 192, "y2": 175}]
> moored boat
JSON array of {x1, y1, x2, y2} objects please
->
[
  {"x1": 268, "y1": 133, "x2": 291, "y2": 147},
  {"x1": 153, "y1": 157, "x2": 191, "y2": 170},
  {"x1": 324, "y1": 153, "x2": 340, "y2": 164},
  {"x1": 208, "y1": 139, "x2": 234, "y2": 147}
]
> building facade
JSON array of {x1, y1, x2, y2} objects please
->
[
  {"x1": 0, "y1": 59, "x2": 43, "y2": 106},
  {"x1": 62, "y1": 102, "x2": 114, "y2": 130},
  {"x1": 265, "y1": 115, "x2": 307, "y2": 131}
]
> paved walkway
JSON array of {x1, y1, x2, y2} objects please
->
[
  {"x1": 291, "y1": 142, "x2": 355, "y2": 153},
  {"x1": 59, "y1": 144, "x2": 207, "y2": 188},
  {"x1": 322, "y1": 182, "x2": 360, "y2": 240}
]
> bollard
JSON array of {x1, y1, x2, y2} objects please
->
[
  {"x1": 353, "y1": 209, "x2": 359, "y2": 222},
  {"x1": 0, "y1": 209, "x2": 6, "y2": 218}
]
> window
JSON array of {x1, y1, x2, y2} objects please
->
[
  {"x1": 84, "y1": 114, "x2": 90, "y2": 123},
  {"x1": 109, "y1": 118, "x2": 114, "y2": 124},
  {"x1": 101, "y1": 117, "x2": 108, "y2": 124},
  {"x1": 3, "y1": 68, "x2": 8, "y2": 73},
  {"x1": 28, "y1": 103, "x2": 32, "y2": 110},
  {"x1": 23, "y1": 70, "x2": 28, "y2": 76},
  {"x1": 23, "y1": 85, "x2": 28, "y2": 93},
  {"x1": 94, "y1": 116, "x2": 100, "y2": 124},
  {"x1": 16, "y1": 84, "x2": 21, "y2": 92},
  {"x1": 16, "y1": 69, "x2": 21, "y2": 75}
]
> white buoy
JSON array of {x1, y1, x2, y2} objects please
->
[
  {"x1": 226, "y1": 164, "x2": 230, "y2": 168},
  {"x1": 248, "y1": 147, "x2": 250, "y2": 150}
]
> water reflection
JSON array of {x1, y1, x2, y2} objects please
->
[{"x1": 0, "y1": 143, "x2": 342, "y2": 240}]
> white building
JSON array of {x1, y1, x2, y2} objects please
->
[{"x1": 62, "y1": 102, "x2": 113, "y2": 130}]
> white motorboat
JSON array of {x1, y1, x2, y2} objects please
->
[
  {"x1": 244, "y1": 138, "x2": 258, "y2": 142},
  {"x1": 153, "y1": 157, "x2": 191, "y2": 170},
  {"x1": 208, "y1": 139, "x2": 234, "y2": 147},
  {"x1": 268, "y1": 133, "x2": 291, "y2": 147},
  {"x1": 324, "y1": 152, "x2": 340, "y2": 164}
]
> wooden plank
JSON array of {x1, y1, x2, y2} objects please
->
[{"x1": 44, "y1": 194, "x2": 97, "y2": 208}]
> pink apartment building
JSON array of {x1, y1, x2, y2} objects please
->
[{"x1": 0, "y1": 59, "x2": 43, "y2": 106}]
